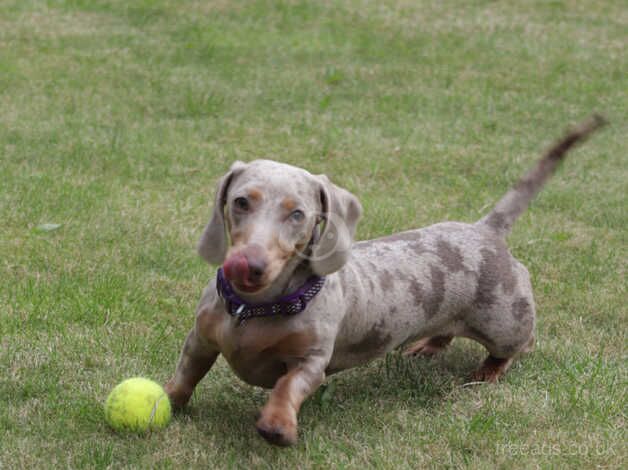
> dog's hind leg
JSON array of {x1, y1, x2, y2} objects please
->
[
  {"x1": 471, "y1": 334, "x2": 535, "y2": 382},
  {"x1": 471, "y1": 355, "x2": 514, "y2": 383}
]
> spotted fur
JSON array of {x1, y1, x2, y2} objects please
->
[{"x1": 166, "y1": 116, "x2": 605, "y2": 446}]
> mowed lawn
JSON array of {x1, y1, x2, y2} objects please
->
[{"x1": 1, "y1": 0, "x2": 626, "y2": 468}]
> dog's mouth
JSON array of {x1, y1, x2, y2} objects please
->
[{"x1": 231, "y1": 281, "x2": 267, "y2": 294}]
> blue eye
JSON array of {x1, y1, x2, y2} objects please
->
[{"x1": 290, "y1": 210, "x2": 305, "y2": 222}]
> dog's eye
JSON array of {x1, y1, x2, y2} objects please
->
[
  {"x1": 234, "y1": 197, "x2": 249, "y2": 211},
  {"x1": 290, "y1": 210, "x2": 305, "y2": 222}
]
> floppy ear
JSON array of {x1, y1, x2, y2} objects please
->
[
  {"x1": 310, "y1": 175, "x2": 362, "y2": 275},
  {"x1": 197, "y1": 161, "x2": 247, "y2": 264}
]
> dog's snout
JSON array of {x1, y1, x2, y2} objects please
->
[
  {"x1": 247, "y1": 257, "x2": 267, "y2": 283},
  {"x1": 243, "y1": 244, "x2": 268, "y2": 284},
  {"x1": 224, "y1": 245, "x2": 269, "y2": 289}
]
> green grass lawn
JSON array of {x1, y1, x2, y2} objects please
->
[{"x1": 1, "y1": 0, "x2": 626, "y2": 467}]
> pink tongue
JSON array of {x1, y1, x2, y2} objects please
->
[{"x1": 223, "y1": 254, "x2": 249, "y2": 284}]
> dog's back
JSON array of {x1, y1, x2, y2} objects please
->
[{"x1": 331, "y1": 115, "x2": 606, "y2": 378}]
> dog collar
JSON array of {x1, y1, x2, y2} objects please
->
[{"x1": 216, "y1": 268, "x2": 326, "y2": 326}]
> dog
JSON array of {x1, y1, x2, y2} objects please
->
[{"x1": 165, "y1": 116, "x2": 604, "y2": 446}]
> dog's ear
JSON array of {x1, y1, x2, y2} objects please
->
[
  {"x1": 310, "y1": 175, "x2": 362, "y2": 275},
  {"x1": 198, "y1": 161, "x2": 247, "y2": 264}
]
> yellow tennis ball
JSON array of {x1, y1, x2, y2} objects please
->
[{"x1": 104, "y1": 377, "x2": 171, "y2": 433}]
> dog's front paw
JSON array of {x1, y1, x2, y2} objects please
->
[
  {"x1": 255, "y1": 405, "x2": 298, "y2": 446},
  {"x1": 163, "y1": 379, "x2": 192, "y2": 410}
]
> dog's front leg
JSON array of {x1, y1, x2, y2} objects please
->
[
  {"x1": 256, "y1": 358, "x2": 326, "y2": 446},
  {"x1": 164, "y1": 329, "x2": 219, "y2": 409}
]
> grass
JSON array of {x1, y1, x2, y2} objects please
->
[{"x1": 0, "y1": 0, "x2": 626, "y2": 467}]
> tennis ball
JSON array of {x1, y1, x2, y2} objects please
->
[{"x1": 104, "y1": 377, "x2": 171, "y2": 433}]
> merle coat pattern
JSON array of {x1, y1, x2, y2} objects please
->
[{"x1": 165, "y1": 116, "x2": 604, "y2": 446}]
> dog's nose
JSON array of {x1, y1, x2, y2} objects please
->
[
  {"x1": 223, "y1": 246, "x2": 268, "y2": 288},
  {"x1": 246, "y1": 257, "x2": 267, "y2": 284}
]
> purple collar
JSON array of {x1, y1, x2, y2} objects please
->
[{"x1": 216, "y1": 268, "x2": 326, "y2": 326}]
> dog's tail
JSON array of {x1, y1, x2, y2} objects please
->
[{"x1": 477, "y1": 115, "x2": 606, "y2": 238}]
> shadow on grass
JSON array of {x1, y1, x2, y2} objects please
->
[
  {"x1": 171, "y1": 342, "x2": 486, "y2": 454},
  {"x1": 311, "y1": 342, "x2": 485, "y2": 410}
]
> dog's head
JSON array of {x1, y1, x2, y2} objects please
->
[{"x1": 198, "y1": 160, "x2": 362, "y2": 294}]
